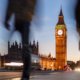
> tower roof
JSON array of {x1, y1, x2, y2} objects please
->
[
  {"x1": 57, "y1": 9, "x2": 65, "y2": 25},
  {"x1": 59, "y1": 8, "x2": 63, "y2": 16}
]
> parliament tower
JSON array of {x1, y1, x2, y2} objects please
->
[{"x1": 55, "y1": 9, "x2": 67, "y2": 70}]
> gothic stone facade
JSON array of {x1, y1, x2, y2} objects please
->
[
  {"x1": 55, "y1": 9, "x2": 67, "y2": 70},
  {"x1": 1, "y1": 41, "x2": 39, "y2": 65}
]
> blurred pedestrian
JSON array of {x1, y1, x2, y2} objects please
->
[{"x1": 4, "y1": 0, "x2": 36, "y2": 80}]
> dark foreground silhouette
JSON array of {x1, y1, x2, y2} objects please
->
[
  {"x1": 4, "y1": 0, "x2": 36, "y2": 80},
  {"x1": 75, "y1": 0, "x2": 80, "y2": 50}
]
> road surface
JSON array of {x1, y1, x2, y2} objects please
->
[{"x1": 0, "y1": 71, "x2": 80, "y2": 80}]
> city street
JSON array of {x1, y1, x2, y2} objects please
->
[
  {"x1": 0, "y1": 72, "x2": 21, "y2": 80},
  {"x1": 1, "y1": 71, "x2": 80, "y2": 80},
  {"x1": 30, "y1": 71, "x2": 80, "y2": 80}
]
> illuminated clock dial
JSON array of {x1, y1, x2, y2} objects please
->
[{"x1": 58, "y1": 30, "x2": 63, "y2": 35}]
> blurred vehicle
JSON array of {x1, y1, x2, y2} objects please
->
[
  {"x1": 64, "y1": 65, "x2": 72, "y2": 71},
  {"x1": 74, "y1": 67, "x2": 80, "y2": 72}
]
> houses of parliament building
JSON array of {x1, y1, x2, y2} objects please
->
[
  {"x1": 0, "y1": 9, "x2": 67, "y2": 70},
  {"x1": 0, "y1": 41, "x2": 39, "y2": 67},
  {"x1": 40, "y1": 9, "x2": 67, "y2": 70}
]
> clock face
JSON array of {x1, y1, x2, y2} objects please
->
[{"x1": 58, "y1": 30, "x2": 63, "y2": 35}]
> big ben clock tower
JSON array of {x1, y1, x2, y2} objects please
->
[{"x1": 55, "y1": 9, "x2": 67, "y2": 70}]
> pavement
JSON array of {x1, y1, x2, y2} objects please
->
[
  {"x1": 30, "y1": 71, "x2": 80, "y2": 80},
  {"x1": 33, "y1": 71, "x2": 79, "y2": 80},
  {"x1": 0, "y1": 72, "x2": 21, "y2": 80},
  {"x1": 0, "y1": 71, "x2": 80, "y2": 80}
]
